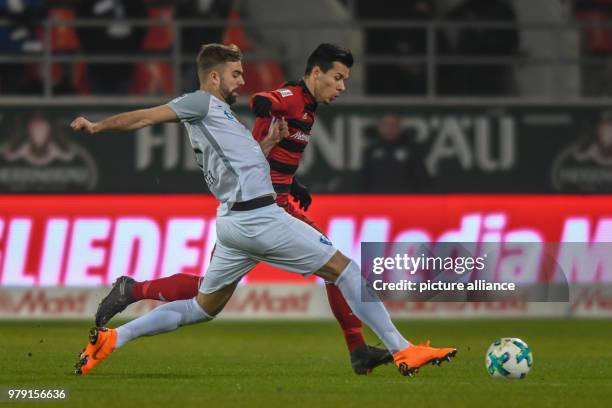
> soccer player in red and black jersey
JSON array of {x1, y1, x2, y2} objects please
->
[
  {"x1": 250, "y1": 44, "x2": 392, "y2": 373},
  {"x1": 95, "y1": 44, "x2": 393, "y2": 374}
]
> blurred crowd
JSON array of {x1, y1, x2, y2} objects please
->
[
  {"x1": 357, "y1": 0, "x2": 519, "y2": 96},
  {"x1": 1, "y1": 0, "x2": 611, "y2": 96},
  {"x1": 0, "y1": 0, "x2": 242, "y2": 95}
]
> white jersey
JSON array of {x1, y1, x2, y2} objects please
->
[{"x1": 167, "y1": 91, "x2": 275, "y2": 215}]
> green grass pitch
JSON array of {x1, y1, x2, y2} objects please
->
[{"x1": 1, "y1": 319, "x2": 611, "y2": 407}]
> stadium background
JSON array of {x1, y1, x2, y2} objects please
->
[{"x1": 1, "y1": 0, "x2": 612, "y2": 406}]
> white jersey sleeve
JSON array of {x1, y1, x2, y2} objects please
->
[{"x1": 167, "y1": 91, "x2": 211, "y2": 122}]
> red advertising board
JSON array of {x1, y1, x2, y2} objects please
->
[{"x1": 0, "y1": 195, "x2": 611, "y2": 286}]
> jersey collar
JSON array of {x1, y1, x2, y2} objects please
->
[
  {"x1": 209, "y1": 93, "x2": 231, "y2": 109},
  {"x1": 283, "y1": 79, "x2": 318, "y2": 112},
  {"x1": 298, "y1": 79, "x2": 316, "y2": 105}
]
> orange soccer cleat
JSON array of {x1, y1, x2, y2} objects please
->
[
  {"x1": 74, "y1": 327, "x2": 117, "y2": 375},
  {"x1": 393, "y1": 340, "x2": 457, "y2": 377}
]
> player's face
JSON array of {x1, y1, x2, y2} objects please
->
[
  {"x1": 219, "y1": 61, "x2": 245, "y2": 105},
  {"x1": 314, "y1": 62, "x2": 350, "y2": 104}
]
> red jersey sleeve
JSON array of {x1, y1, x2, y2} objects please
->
[
  {"x1": 250, "y1": 87, "x2": 299, "y2": 117},
  {"x1": 250, "y1": 86, "x2": 300, "y2": 142},
  {"x1": 251, "y1": 116, "x2": 273, "y2": 143}
]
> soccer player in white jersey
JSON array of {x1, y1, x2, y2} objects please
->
[{"x1": 70, "y1": 43, "x2": 456, "y2": 377}]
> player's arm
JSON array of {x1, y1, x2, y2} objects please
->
[
  {"x1": 250, "y1": 90, "x2": 292, "y2": 155},
  {"x1": 71, "y1": 91, "x2": 211, "y2": 135},
  {"x1": 71, "y1": 105, "x2": 178, "y2": 134},
  {"x1": 250, "y1": 89, "x2": 291, "y2": 118},
  {"x1": 259, "y1": 118, "x2": 289, "y2": 156}
]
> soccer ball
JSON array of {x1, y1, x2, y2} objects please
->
[{"x1": 485, "y1": 338, "x2": 533, "y2": 379}]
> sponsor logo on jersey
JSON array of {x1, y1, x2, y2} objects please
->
[
  {"x1": 278, "y1": 89, "x2": 293, "y2": 98},
  {"x1": 223, "y1": 110, "x2": 235, "y2": 121},
  {"x1": 291, "y1": 132, "x2": 310, "y2": 142},
  {"x1": 320, "y1": 235, "x2": 332, "y2": 246},
  {"x1": 204, "y1": 170, "x2": 217, "y2": 186}
]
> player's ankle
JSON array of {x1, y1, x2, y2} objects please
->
[{"x1": 131, "y1": 281, "x2": 145, "y2": 301}]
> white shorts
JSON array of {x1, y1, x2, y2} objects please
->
[{"x1": 199, "y1": 203, "x2": 337, "y2": 293}]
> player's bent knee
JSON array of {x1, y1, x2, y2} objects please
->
[
  {"x1": 181, "y1": 297, "x2": 214, "y2": 326},
  {"x1": 315, "y1": 250, "x2": 351, "y2": 282},
  {"x1": 196, "y1": 293, "x2": 222, "y2": 317},
  {"x1": 196, "y1": 280, "x2": 239, "y2": 316}
]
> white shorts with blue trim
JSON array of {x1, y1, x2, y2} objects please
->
[{"x1": 199, "y1": 203, "x2": 337, "y2": 294}]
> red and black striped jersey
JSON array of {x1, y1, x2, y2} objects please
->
[{"x1": 250, "y1": 80, "x2": 317, "y2": 192}]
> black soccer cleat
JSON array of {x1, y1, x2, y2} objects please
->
[
  {"x1": 350, "y1": 345, "x2": 394, "y2": 375},
  {"x1": 95, "y1": 276, "x2": 135, "y2": 327}
]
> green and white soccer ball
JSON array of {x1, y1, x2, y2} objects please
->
[{"x1": 485, "y1": 338, "x2": 533, "y2": 379}]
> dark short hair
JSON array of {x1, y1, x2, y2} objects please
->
[
  {"x1": 197, "y1": 43, "x2": 242, "y2": 77},
  {"x1": 305, "y1": 43, "x2": 354, "y2": 75}
]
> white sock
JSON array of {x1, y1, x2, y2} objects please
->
[
  {"x1": 335, "y1": 261, "x2": 410, "y2": 353},
  {"x1": 115, "y1": 297, "x2": 213, "y2": 349}
]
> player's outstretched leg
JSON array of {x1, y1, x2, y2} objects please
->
[
  {"x1": 328, "y1": 256, "x2": 457, "y2": 377},
  {"x1": 325, "y1": 282, "x2": 392, "y2": 374},
  {"x1": 78, "y1": 297, "x2": 213, "y2": 375},
  {"x1": 98, "y1": 274, "x2": 392, "y2": 374},
  {"x1": 95, "y1": 274, "x2": 201, "y2": 326},
  {"x1": 290, "y1": 208, "x2": 394, "y2": 374}
]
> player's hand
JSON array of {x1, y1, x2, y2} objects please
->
[
  {"x1": 290, "y1": 177, "x2": 312, "y2": 211},
  {"x1": 70, "y1": 116, "x2": 97, "y2": 134},
  {"x1": 258, "y1": 117, "x2": 287, "y2": 157},
  {"x1": 266, "y1": 117, "x2": 288, "y2": 144},
  {"x1": 277, "y1": 117, "x2": 289, "y2": 140}
]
